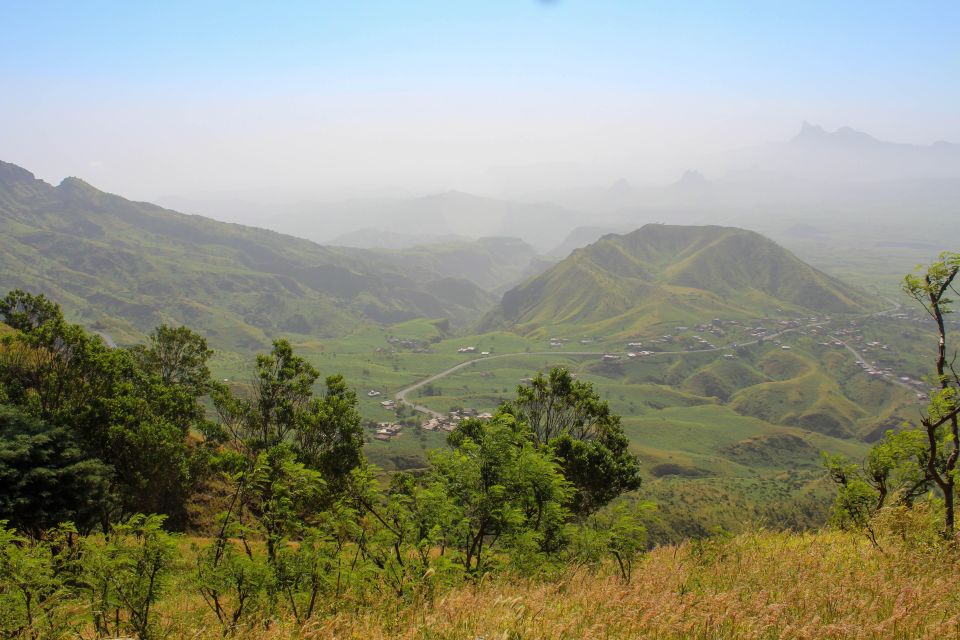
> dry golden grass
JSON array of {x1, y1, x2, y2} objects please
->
[{"x1": 154, "y1": 529, "x2": 960, "y2": 640}]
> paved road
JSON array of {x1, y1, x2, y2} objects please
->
[{"x1": 393, "y1": 303, "x2": 906, "y2": 418}]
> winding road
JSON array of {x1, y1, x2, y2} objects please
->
[{"x1": 395, "y1": 351, "x2": 606, "y2": 417}]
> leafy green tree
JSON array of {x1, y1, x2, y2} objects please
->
[
  {"x1": 0, "y1": 406, "x2": 113, "y2": 534},
  {"x1": 0, "y1": 291, "x2": 217, "y2": 529},
  {"x1": 130, "y1": 324, "x2": 213, "y2": 392},
  {"x1": 195, "y1": 533, "x2": 272, "y2": 634},
  {"x1": 295, "y1": 374, "x2": 364, "y2": 493},
  {"x1": 79, "y1": 514, "x2": 177, "y2": 640},
  {"x1": 215, "y1": 340, "x2": 364, "y2": 491},
  {"x1": 215, "y1": 339, "x2": 318, "y2": 454},
  {"x1": 827, "y1": 252, "x2": 960, "y2": 538},
  {"x1": 500, "y1": 367, "x2": 641, "y2": 515},
  {"x1": 0, "y1": 523, "x2": 79, "y2": 639},
  {"x1": 567, "y1": 501, "x2": 653, "y2": 583},
  {"x1": 823, "y1": 453, "x2": 883, "y2": 541},
  {"x1": 0, "y1": 290, "x2": 64, "y2": 335},
  {"x1": 902, "y1": 252, "x2": 960, "y2": 535},
  {"x1": 438, "y1": 414, "x2": 572, "y2": 572}
]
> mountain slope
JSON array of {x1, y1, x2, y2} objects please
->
[
  {"x1": 486, "y1": 224, "x2": 870, "y2": 336},
  {"x1": 0, "y1": 161, "x2": 495, "y2": 350}
]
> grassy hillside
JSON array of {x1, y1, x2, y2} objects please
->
[
  {"x1": 0, "y1": 161, "x2": 496, "y2": 350},
  {"x1": 487, "y1": 224, "x2": 872, "y2": 337},
  {"x1": 64, "y1": 528, "x2": 960, "y2": 639}
]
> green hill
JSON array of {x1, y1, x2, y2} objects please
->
[
  {"x1": 0, "y1": 161, "x2": 495, "y2": 350},
  {"x1": 486, "y1": 224, "x2": 870, "y2": 336}
]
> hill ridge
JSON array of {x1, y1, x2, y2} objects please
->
[
  {"x1": 0, "y1": 160, "x2": 496, "y2": 350},
  {"x1": 485, "y1": 224, "x2": 870, "y2": 336}
]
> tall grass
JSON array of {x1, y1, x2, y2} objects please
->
[{"x1": 155, "y1": 528, "x2": 960, "y2": 639}]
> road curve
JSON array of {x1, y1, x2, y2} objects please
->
[{"x1": 394, "y1": 351, "x2": 605, "y2": 417}]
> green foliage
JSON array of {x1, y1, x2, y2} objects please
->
[
  {"x1": 439, "y1": 414, "x2": 572, "y2": 572},
  {"x1": 0, "y1": 406, "x2": 113, "y2": 534},
  {"x1": 0, "y1": 291, "x2": 218, "y2": 529},
  {"x1": 194, "y1": 532, "x2": 273, "y2": 633},
  {"x1": 295, "y1": 374, "x2": 364, "y2": 493},
  {"x1": 0, "y1": 523, "x2": 78, "y2": 639},
  {"x1": 828, "y1": 252, "x2": 960, "y2": 538},
  {"x1": 79, "y1": 514, "x2": 178, "y2": 640},
  {"x1": 501, "y1": 367, "x2": 641, "y2": 514},
  {"x1": 567, "y1": 500, "x2": 653, "y2": 582}
]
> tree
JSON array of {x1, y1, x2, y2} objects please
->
[
  {"x1": 130, "y1": 324, "x2": 213, "y2": 395},
  {"x1": 438, "y1": 414, "x2": 572, "y2": 572},
  {"x1": 0, "y1": 522, "x2": 79, "y2": 639},
  {"x1": 215, "y1": 341, "x2": 364, "y2": 493},
  {"x1": 903, "y1": 252, "x2": 960, "y2": 536},
  {"x1": 827, "y1": 252, "x2": 960, "y2": 538},
  {"x1": 80, "y1": 514, "x2": 177, "y2": 640},
  {"x1": 500, "y1": 367, "x2": 641, "y2": 515},
  {"x1": 567, "y1": 501, "x2": 653, "y2": 583},
  {"x1": 295, "y1": 375, "x2": 364, "y2": 493},
  {"x1": 216, "y1": 339, "x2": 319, "y2": 453},
  {"x1": 0, "y1": 291, "x2": 217, "y2": 529},
  {"x1": 0, "y1": 290, "x2": 64, "y2": 335},
  {"x1": 0, "y1": 405, "x2": 113, "y2": 534}
]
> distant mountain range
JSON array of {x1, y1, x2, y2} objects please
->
[
  {"x1": 142, "y1": 124, "x2": 958, "y2": 275},
  {"x1": 265, "y1": 190, "x2": 583, "y2": 253},
  {"x1": 339, "y1": 236, "x2": 554, "y2": 295},
  {"x1": 483, "y1": 224, "x2": 870, "y2": 337},
  {"x1": 716, "y1": 122, "x2": 960, "y2": 183},
  {"x1": 523, "y1": 123, "x2": 960, "y2": 213},
  {"x1": 0, "y1": 161, "x2": 497, "y2": 350}
]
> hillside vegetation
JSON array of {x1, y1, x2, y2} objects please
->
[
  {"x1": 0, "y1": 161, "x2": 495, "y2": 351},
  {"x1": 273, "y1": 528, "x2": 960, "y2": 640}
]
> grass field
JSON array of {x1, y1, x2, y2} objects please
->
[{"x1": 111, "y1": 526, "x2": 960, "y2": 639}]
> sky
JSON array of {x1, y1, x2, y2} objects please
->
[{"x1": 1, "y1": 0, "x2": 958, "y2": 203}]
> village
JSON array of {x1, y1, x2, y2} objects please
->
[
  {"x1": 367, "y1": 308, "x2": 949, "y2": 447},
  {"x1": 543, "y1": 311, "x2": 938, "y2": 402}
]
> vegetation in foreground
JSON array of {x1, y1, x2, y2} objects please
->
[
  {"x1": 4, "y1": 522, "x2": 960, "y2": 639},
  {"x1": 0, "y1": 253, "x2": 957, "y2": 640}
]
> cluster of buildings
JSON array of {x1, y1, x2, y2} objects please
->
[
  {"x1": 372, "y1": 422, "x2": 403, "y2": 441},
  {"x1": 826, "y1": 324, "x2": 930, "y2": 400},
  {"x1": 421, "y1": 407, "x2": 494, "y2": 432},
  {"x1": 457, "y1": 346, "x2": 491, "y2": 355},
  {"x1": 386, "y1": 336, "x2": 431, "y2": 352}
]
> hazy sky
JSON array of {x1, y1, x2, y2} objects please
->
[{"x1": 2, "y1": 0, "x2": 957, "y2": 202}]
